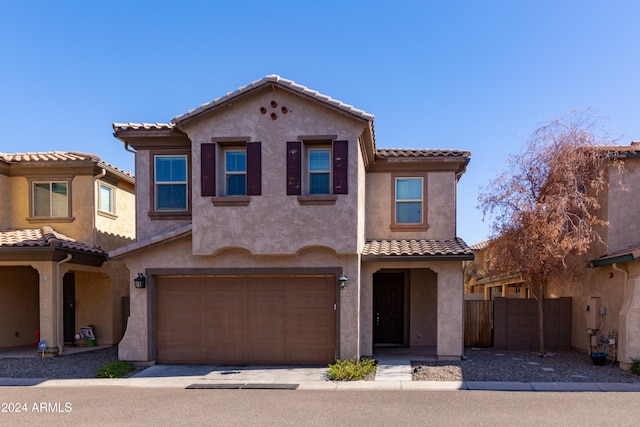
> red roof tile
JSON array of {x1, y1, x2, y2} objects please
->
[
  {"x1": 362, "y1": 238, "x2": 473, "y2": 258},
  {"x1": 0, "y1": 227, "x2": 106, "y2": 255}
]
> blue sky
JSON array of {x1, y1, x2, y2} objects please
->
[{"x1": 2, "y1": 1, "x2": 639, "y2": 244}]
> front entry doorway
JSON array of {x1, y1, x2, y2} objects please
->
[
  {"x1": 373, "y1": 272, "x2": 405, "y2": 345},
  {"x1": 63, "y1": 273, "x2": 76, "y2": 344}
]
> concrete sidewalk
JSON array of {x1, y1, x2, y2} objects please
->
[{"x1": 2, "y1": 375, "x2": 640, "y2": 391}]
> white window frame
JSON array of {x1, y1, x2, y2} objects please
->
[
  {"x1": 154, "y1": 154, "x2": 188, "y2": 211},
  {"x1": 394, "y1": 176, "x2": 424, "y2": 225},
  {"x1": 98, "y1": 182, "x2": 116, "y2": 215},
  {"x1": 307, "y1": 147, "x2": 331, "y2": 195},
  {"x1": 224, "y1": 149, "x2": 247, "y2": 196}
]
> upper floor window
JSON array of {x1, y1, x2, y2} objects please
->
[
  {"x1": 155, "y1": 155, "x2": 187, "y2": 211},
  {"x1": 225, "y1": 150, "x2": 247, "y2": 196},
  {"x1": 33, "y1": 181, "x2": 69, "y2": 218},
  {"x1": 202, "y1": 142, "x2": 261, "y2": 204},
  {"x1": 286, "y1": 140, "x2": 348, "y2": 200},
  {"x1": 308, "y1": 148, "x2": 331, "y2": 195},
  {"x1": 395, "y1": 177, "x2": 424, "y2": 225},
  {"x1": 98, "y1": 183, "x2": 115, "y2": 214}
]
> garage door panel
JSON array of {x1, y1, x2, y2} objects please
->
[{"x1": 157, "y1": 275, "x2": 336, "y2": 365}]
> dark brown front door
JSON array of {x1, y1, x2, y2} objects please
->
[
  {"x1": 373, "y1": 272, "x2": 404, "y2": 345},
  {"x1": 63, "y1": 273, "x2": 76, "y2": 343}
]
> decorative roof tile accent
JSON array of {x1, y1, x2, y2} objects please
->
[
  {"x1": 171, "y1": 74, "x2": 374, "y2": 124},
  {"x1": 0, "y1": 227, "x2": 106, "y2": 255},
  {"x1": 376, "y1": 149, "x2": 471, "y2": 159},
  {"x1": 362, "y1": 238, "x2": 473, "y2": 258}
]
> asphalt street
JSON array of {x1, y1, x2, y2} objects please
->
[{"x1": 1, "y1": 387, "x2": 640, "y2": 426}]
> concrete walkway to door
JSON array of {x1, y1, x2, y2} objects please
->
[{"x1": 373, "y1": 347, "x2": 437, "y2": 381}]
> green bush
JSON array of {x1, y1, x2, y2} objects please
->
[
  {"x1": 327, "y1": 358, "x2": 377, "y2": 381},
  {"x1": 631, "y1": 358, "x2": 640, "y2": 376},
  {"x1": 96, "y1": 360, "x2": 136, "y2": 378}
]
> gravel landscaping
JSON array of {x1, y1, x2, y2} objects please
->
[
  {"x1": 0, "y1": 346, "x2": 148, "y2": 379},
  {"x1": 412, "y1": 348, "x2": 640, "y2": 383},
  {"x1": 2, "y1": 346, "x2": 639, "y2": 383}
]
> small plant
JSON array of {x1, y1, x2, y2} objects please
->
[
  {"x1": 327, "y1": 358, "x2": 377, "y2": 381},
  {"x1": 631, "y1": 358, "x2": 640, "y2": 376},
  {"x1": 96, "y1": 360, "x2": 136, "y2": 378}
]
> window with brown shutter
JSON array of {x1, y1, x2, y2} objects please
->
[
  {"x1": 287, "y1": 141, "x2": 302, "y2": 195},
  {"x1": 332, "y1": 140, "x2": 348, "y2": 194},
  {"x1": 247, "y1": 142, "x2": 262, "y2": 196},
  {"x1": 201, "y1": 143, "x2": 216, "y2": 196}
]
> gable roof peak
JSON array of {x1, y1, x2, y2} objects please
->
[{"x1": 171, "y1": 74, "x2": 374, "y2": 125}]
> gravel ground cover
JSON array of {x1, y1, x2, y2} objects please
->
[
  {"x1": 0, "y1": 347, "x2": 148, "y2": 379},
  {"x1": 412, "y1": 348, "x2": 640, "y2": 383}
]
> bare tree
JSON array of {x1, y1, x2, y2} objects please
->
[{"x1": 478, "y1": 112, "x2": 619, "y2": 354}]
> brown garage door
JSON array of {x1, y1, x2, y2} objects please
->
[{"x1": 156, "y1": 275, "x2": 336, "y2": 365}]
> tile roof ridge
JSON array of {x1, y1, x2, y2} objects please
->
[{"x1": 40, "y1": 226, "x2": 61, "y2": 248}]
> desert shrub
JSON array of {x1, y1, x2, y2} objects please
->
[
  {"x1": 96, "y1": 360, "x2": 136, "y2": 378},
  {"x1": 327, "y1": 358, "x2": 377, "y2": 381},
  {"x1": 631, "y1": 358, "x2": 640, "y2": 376}
]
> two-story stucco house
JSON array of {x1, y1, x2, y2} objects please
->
[
  {"x1": 0, "y1": 152, "x2": 135, "y2": 355},
  {"x1": 546, "y1": 142, "x2": 640, "y2": 370},
  {"x1": 111, "y1": 75, "x2": 473, "y2": 365}
]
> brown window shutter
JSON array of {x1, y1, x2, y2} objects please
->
[
  {"x1": 333, "y1": 140, "x2": 348, "y2": 194},
  {"x1": 287, "y1": 141, "x2": 302, "y2": 195},
  {"x1": 201, "y1": 143, "x2": 216, "y2": 196},
  {"x1": 246, "y1": 141, "x2": 262, "y2": 196}
]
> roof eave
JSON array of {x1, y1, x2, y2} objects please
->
[
  {"x1": 588, "y1": 254, "x2": 635, "y2": 268},
  {"x1": 361, "y1": 254, "x2": 474, "y2": 262}
]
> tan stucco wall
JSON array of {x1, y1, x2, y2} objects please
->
[
  {"x1": 8, "y1": 175, "x2": 95, "y2": 243},
  {"x1": 0, "y1": 173, "x2": 12, "y2": 229},
  {"x1": 607, "y1": 160, "x2": 640, "y2": 252},
  {"x1": 117, "y1": 235, "x2": 360, "y2": 362},
  {"x1": 365, "y1": 171, "x2": 458, "y2": 240},
  {"x1": 410, "y1": 268, "x2": 438, "y2": 346},
  {"x1": 0, "y1": 266, "x2": 39, "y2": 349},
  {"x1": 74, "y1": 269, "x2": 127, "y2": 345},
  {"x1": 181, "y1": 88, "x2": 365, "y2": 255},
  {"x1": 95, "y1": 178, "x2": 136, "y2": 250}
]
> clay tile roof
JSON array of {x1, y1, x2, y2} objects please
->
[
  {"x1": 376, "y1": 149, "x2": 471, "y2": 159},
  {"x1": 0, "y1": 151, "x2": 133, "y2": 179},
  {"x1": 112, "y1": 122, "x2": 175, "y2": 132},
  {"x1": 362, "y1": 238, "x2": 473, "y2": 259},
  {"x1": 469, "y1": 240, "x2": 491, "y2": 251},
  {"x1": 0, "y1": 151, "x2": 97, "y2": 163},
  {"x1": 171, "y1": 74, "x2": 374, "y2": 124},
  {"x1": 0, "y1": 227, "x2": 106, "y2": 255}
]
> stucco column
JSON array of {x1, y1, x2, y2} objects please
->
[
  {"x1": 437, "y1": 264, "x2": 464, "y2": 360},
  {"x1": 118, "y1": 269, "x2": 150, "y2": 361},
  {"x1": 339, "y1": 258, "x2": 360, "y2": 360},
  {"x1": 34, "y1": 262, "x2": 59, "y2": 355},
  {"x1": 618, "y1": 274, "x2": 640, "y2": 370}
]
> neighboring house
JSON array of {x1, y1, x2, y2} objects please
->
[
  {"x1": 0, "y1": 152, "x2": 135, "y2": 355},
  {"x1": 546, "y1": 141, "x2": 640, "y2": 370},
  {"x1": 110, "y1": 75, "x2": 473, "y2": 365},
  {"x1": 464, "y1": 240, "x2": 527, "y2": 300}
]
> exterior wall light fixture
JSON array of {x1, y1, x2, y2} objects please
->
[
  {"x1": 134, "y1": 273, "x2": 146, "y2": 289},
  {"x1": 338, "y1": 272, "x2": 348, "y2": 289}
]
